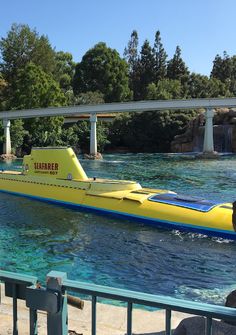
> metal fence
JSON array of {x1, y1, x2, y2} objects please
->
[{"x1": 1, "y1": 269, "x2": 236, "y2": 335}]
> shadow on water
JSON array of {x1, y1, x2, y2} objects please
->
[{"x1": 0, "y1": 153, "x2": 236, "y2": 305}]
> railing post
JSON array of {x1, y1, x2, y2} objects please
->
[
  {"x1": 92, "y1": 295, "x2": 97, "y2": 335},
  {"x1": 29, "y1": 308, "x2": 38, "y2": 335},
  {"x1": 165, "y1": 309, "x2": 172, "y2": 335},
  {"x1": 46, "y1": 271, "x2": 68, "y2": 335},
  {"x1": 12, "y1": 283, "x2": 18, "y2": 335},
  {"x1": 127, "y1": 302, "x2": 133, "y2": 335},
  {"x1": 205, "y1": 317, "x2": 212, "y2": 335}
]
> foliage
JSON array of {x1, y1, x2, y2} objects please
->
[
  {"x1": 153, "y1": 30, "x2": 168, "y2": 81},
  {"x1": 73, "y1": 91, "x2": 104, "y2": 105},
  {"x1": 10, "y1": 62, "x2": 66, "y2": 109},
  {"x1": 108, "y1": 110, "x2": 197, "y2": 152},
  {"x1": 211, "y1": 52, "x2": 236, "y2": 95},
  {"x1": 211, "y1": 52, "x2": 232, "y2": 83},
  {"x1": 138, "y1": 40, "x2": 156, "y2": 99},
  {"x1": 10, "y1": 119, "x2": 28, "y2": 154},
  {"x1": 0, "y1": 72, "x2": 8, "y2": 110},
  {"x1": 23, "y1": 117, "x2": 64, "y2": 153},
  {"x1": 53, "y1": 51, "x2": 75, "y2": 91},
  {"x1": 73, "y1": 42, "x2": 131, "y2": 102},
  {"x1": 72, "y1": 121, "x2": 109, "y2": 153},
  {"x1": 146, "y1": 79, "x2": 182, "y2": 100},
  {"x1": 0, "y1": 23, "x2": 55, "y2": 83},
  {"x1": 124, "y1": 30, "x2": 139, "y2": 100},
  {"x1": 167, "y1": 46, "x2": 189, "y2": 82},
  {"x1": 107, "y1": 114, "x2": 132, "y2": 147},
  {"x1": 187, "y1": 73, "x2": 230, "y2": 98}
]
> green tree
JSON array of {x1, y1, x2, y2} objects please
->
[
  {"x1": 53, "y1": 51, "x2": 75, "y2": 91},
  {"x1": 23, "y1": 116, "x2": 64, "y2": 152},
  {"x1": 108, "y1": 110, "x2": 196, "y2": 152},
  {"x1": 167, "y1": 46, "x2": 189, "y2": 81},
  {"x1": 72, "y1": 120, "x2": 109, "y2": 153},
  {"x1": 0, "y1": 23, "x2": 55, "y2": 83},
  {"x1": 211, "y1": 51, "x2": 232, "y2": 83},
  {"x1": 124, "y1": 30, "x2": 140, "y2": 99},
  {"x1": 10, "y1": 62, "x2": 66, "y2": 109},
  {"x1": 138, "y1": 39, "x2": 156, "y2": 99},
  {"x1": 187, "y1": 73, "x2": 230, "y2": 98},
  {"x1": 73, "y1": 91, "x2": 104, "y2": 105},
  {"x1": 153, "y1": 30, "x2": 168, "y2": 82},
  {"x1": 10, "y1": 119, "x2": 28, "y2": 155},
  {"x1": 0, "y1": 72, "x2": 8, "y2": 110},
  {"x1": 73, "y1": 42, "x2": 131, "y2": 102},
  {"x1": 146, "y1": 79, "x2": 182, "y2": 100}
]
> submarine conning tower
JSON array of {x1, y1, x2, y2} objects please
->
[{"x1": 22, "y1": 147, "x2": 88, "y2": 181}]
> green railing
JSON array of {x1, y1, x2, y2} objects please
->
[{"x1": 1, "y1": 269, "x2": 236, "y2": 335}]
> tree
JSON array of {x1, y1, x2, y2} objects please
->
[
  {"x1": 23, "y1": 116, "x2": 64, "y2": 153},
  {"x1": 10, "y1": 119, "x2": 28, "y2": 155},
  {"x1": 210, "y1": 52, "x2": 236, "y2": 95},
  {"x1": 146, "y1": 79, "x2": 182, "y2": 100},
  {"x1": 167, "y1": 46, "x2": 189, "y2": 82},
  {"x1": 187, "y1": 73, "x2": 230, "y2": 98},
  {"x1": 124, "y1": 30, "x2": 140, "y2": 99},
  {"x1": 73, "y1": 91, "x2": 104, "y2": 105},
  {"x1": 138, "y1": 39, "x2": 156, "y2": 99},
  {"x1": 124, "y1": 30, "x2": 139, "y2": 74},
  {"x1": 211, "y1": 52, "x2": 232, "y2": 83},
  {"x1": 10, "y1": 62, "x2": 66, "y2": 109},
  {"x1": 153, "y1": 30, "x2": 168, "y2": 82},
  {"x1": 0, "y1": 23, "x2": 55, "y2": 83},
  {"x1": 53, "y1": 51, "x2": 75, "y2": 91},
  {"x1": 0, "y1": 72, "x2": 8, "y2": 110},
  {"x1": 73, "y1": 42, "x2": 131, "y2": 102}
]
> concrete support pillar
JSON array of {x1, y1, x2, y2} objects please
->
[
  {"x1": 3, "y1": 119, "x2": 11, "y2": 155},
  {"x1": 203, "y1": 108, "x2": 214, "y2": 153},
  {"x1": 90, "y1": 113, "x2": 97, "y2": 155}
]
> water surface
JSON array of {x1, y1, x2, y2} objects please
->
[{"x1": 0, "y1": 153, "x2": 236, "y2": 305}]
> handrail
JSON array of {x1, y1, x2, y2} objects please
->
[
  {"x1": 0, "y1": 269, "x2": 236, "y2": 335},
  {"x1": 64, "y1": 278, "x2": 236, "y2": 321}
]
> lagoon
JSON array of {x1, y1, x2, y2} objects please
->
[{"x1": 0, "y1": 153, "x2": 236, "y2": 305}]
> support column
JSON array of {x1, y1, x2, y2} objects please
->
[
  {"x1": 90, "y1": 113, "x2": 97, "y2": 155},
  {"x1": 3, "y1": 119, "x2": 11, "y2": 155},
  {"x1": 203, "y1": 108, "x2": 215, "y2": 153}
]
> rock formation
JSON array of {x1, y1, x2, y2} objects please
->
[{"x1": 171, "y1": 109, "x2": 236, "y2": 153}]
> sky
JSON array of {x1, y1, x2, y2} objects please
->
[{"x1": 1, "y1": 0, "x2": 236, "y2": 76}]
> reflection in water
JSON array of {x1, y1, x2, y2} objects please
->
[{"x1": 0, "y1": 153, "x2": 236, "y2": 305}]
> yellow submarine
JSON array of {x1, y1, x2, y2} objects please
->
[{"x1": 0, "y1": 147, "x2": 235, "y2": 239}]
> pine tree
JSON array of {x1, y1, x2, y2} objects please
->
[
  {"x1": 138, "y1": 39, "x2": 156, "y2": 99},
  {"x1": 211, "y1": 51, "x2": 232, "y2": 83},
  {"x1": 167, "y1": 46, "x2": 189, "y2": 81},
  {"x1": 124, "y1": 30, "x2": 140, "y2": 100},
  {"x1": 153, "y1": 30, "x2": 168, "y2": 82},
  {"x1": 124, "y1": 30, "x2": 139, "y2": 74}
]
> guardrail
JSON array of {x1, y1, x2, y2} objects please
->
[{"x1": 1, "y1": 269, "x2": 236, "y2": 335}]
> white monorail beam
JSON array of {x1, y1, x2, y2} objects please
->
[
  {"x1": 1, "y1": 98, "x2": 236, "y2": 156},
  {"x1": 1, "y1": 98, "x2": 236, "y2": 120}
]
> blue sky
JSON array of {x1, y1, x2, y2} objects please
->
[{"x1": 1, "y1": 0, "x2": 236, "y2": 76}]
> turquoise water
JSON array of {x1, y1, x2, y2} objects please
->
[{"x1": 1, "y1": 153, "x2": 236, "y2": 305}]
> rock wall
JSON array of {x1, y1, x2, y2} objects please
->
[{"x1": 171, "y1": 109, "x2": 236, "y2": 153}]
